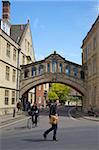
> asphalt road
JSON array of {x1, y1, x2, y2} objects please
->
[{"x1": 0, "y1": 106, "x2": 99, "y2": 150}]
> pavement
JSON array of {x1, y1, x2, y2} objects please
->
[
  {"x1": 76, "y1": 111, "x2": 99, "y2": 122},
  {"x1": 0, "y1": 111, "x2": 28, "y2": 128},
  {"x1": 70, "y1": 107, "x2": 99, "y2": 122}
]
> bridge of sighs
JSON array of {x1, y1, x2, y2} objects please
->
[{"x1": 20, "y1": 51, "x2": 87, "y2": 108}]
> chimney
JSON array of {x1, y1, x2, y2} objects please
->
[{"x1": 2, "y1": 0, "x2": 10, "y2": 21}]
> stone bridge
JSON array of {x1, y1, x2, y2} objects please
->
[{"x1": 20, "y1": 52, "x2": 87, "y2": 107}]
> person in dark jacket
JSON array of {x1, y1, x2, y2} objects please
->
[
  {"x1": 31, "y1": 102, "x2": 39, "y2": 127},
  {"x1": 43, "y1": 100, "x2": 58, "y2": 141}
]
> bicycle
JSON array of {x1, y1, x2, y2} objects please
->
[
  {"x1": 27, "y1": 114, "x2": 39, "y2": 129},
  {"x1": 27, "y1": 116, "x2": 33, "y2": 129}
]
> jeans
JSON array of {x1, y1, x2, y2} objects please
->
[
  {"x1": 44, "y1": 124, "x2": 57, "y2": 139},
  {"x1": 32, "y1": 114, "x2": 38, "y2": 125}
]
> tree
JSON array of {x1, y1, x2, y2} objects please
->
[
  {"x1": 48, "y1": 83, "x2": 70, "y2": 103},
  {"x1": 48, "y1": 91, "x2": 59, "y2": 102}
]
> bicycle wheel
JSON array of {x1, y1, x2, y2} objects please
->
[{"x1": 27, "y1": 117, "x2": 32, "y2": 129}]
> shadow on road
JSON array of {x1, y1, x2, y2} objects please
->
[
  {"x1": 14, "y1": 126, "x2": 27, "y2": 130},
  {"x1": 23, "y1": 138, "x2": 53, "y2": 142}
]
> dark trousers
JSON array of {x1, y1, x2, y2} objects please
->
[
  {"x1": 32, "y1": 114, "x2": 38, "y2": 125},
  {"x1": 44, "y1": 124, "x2": 57, "y2": 139}
]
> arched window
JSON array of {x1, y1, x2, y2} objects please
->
[
  {"x1": 39, "y1": 65, "x2": 44, "y2": 75},
  {"x1": 80, "y1": 70, "x2": 85, "y2": 79},
  {"x1": 52, "y1": 60, "x2": 57, "y2": 73},
  {"x1": 60, "y1": 63, "x2": 62, "y2": 73},
  {"x1": 73, "y1": 68, "x2": 78, "y2": 77},
  {"x1": 65, "y1": 66, "x2": 70, "y2": 76},
  {"x1": 24, "y1": 69, "x2": 29, "y2": 78},
  {"x1": 47, "y1": 63, "x2": 50, "y2": 73},
  {"x1": 32, "y1": 67, "x2": 36, "y2": 77}
]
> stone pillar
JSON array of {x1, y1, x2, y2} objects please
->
[
  {"x1": 46, "y1": 63, "x2": 47, "y2": 72},
  {"x1": 70, "y1": 66, "x2": 74, "y2": 77},
  {"x1": 50, "y1": 62, "x2": 52, "y2": 73},
  {"x1": 82, "y1": 94, "x2": 89, "y2": 112}
]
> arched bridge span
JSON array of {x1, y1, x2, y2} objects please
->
[{"x1": 20, "y1": 52, "x2": 86, "y2": 97}]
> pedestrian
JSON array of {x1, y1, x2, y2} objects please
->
[
  {"x1": 13, "y1": 108, "x2": 16, "y2": 117},
  {"x1": 43, "y1": 100, "x2": 59, "y2": 141},
  {"x1": 31, "y1": 102, "x2": 39, "y2": 127}
]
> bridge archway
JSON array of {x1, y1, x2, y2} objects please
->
[
  {"x1": 20, "y1": 73, "x2": 86, "y2": 97},
  {"x1": 20, "y1": 52, "x2": 86, "y2": 107}
]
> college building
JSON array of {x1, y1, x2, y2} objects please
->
[
  {"x1": 81, "y1": 15, "x2": 99, "y2": 110},
  {"x1": 0, "y1": 0, "x2": 35, "y2": 115}
]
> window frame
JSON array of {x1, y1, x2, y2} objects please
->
[
  {"x1": 5, "y1": 90, "x2": 9, "y2": 105},
  {"x1": 6, "y1": 66, "x2": 10, "y2": 81},
  {"x1": 6, "y1": 43, "x2": 10, "y2": 58}
]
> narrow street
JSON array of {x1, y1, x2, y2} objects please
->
[{"x1": 0, "y1": 106, "x2": 99, "y2": 150}]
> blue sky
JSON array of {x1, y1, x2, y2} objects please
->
[{"x1": 0, "y1": 0, "x2": 99, "y2": 64}]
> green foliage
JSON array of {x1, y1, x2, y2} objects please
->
[
  {"x1": 48, "y1": 91, "x2": 59, "y2": 102},
  {"x1": 69, "y1": 96, "x2": 80, "y2": 102},
  {"x1": 48, "y1": 83, "x2": 71, "y2": 103}
]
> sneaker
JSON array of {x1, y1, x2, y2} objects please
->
[{"x1": 43, "y1": 133, "x2": 47, "y2": 140}]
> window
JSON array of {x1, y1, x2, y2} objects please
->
[
  {"x1": 52, "y1": 60, "x2": 57, "y2": 73},
  {"x1": 6, "y1": 66, "x2": 10, "y2": 80},
  {"x1": 73, "y1": 68, "x2": 78, "y2": 77},
  {"x1": 25, "y1": 39, "x2": 27, "y2": 51},
  {"x1": 60, "y1": 63, "x2": 62, "y2": 73},
  {"x1": 12, "y1": 91, "x2": 15, "y2": 104},
  {"x1": 28, "y1": 42, "x2": 30, "y2": 52},
  {"x1": 32, "y1": 67, "x2": 36, "y2": 76},
  {"x1": 12, "y1": 69, "x2": 16, "y2": 82},
  {"x1": 88, "y1": 62, "x2": 92, "y2": 76},
  {"x1": 44, "y1": 84, "x2": 47, "y2": 90},
  {"x1": 6, "y1": 43, "x2": 10, "y2": 57},
  {"x1": 80, "y1": 71, "x2": 85, "y2": 79},
  {"x1": 66, "y1": 66, "x2": 70, "y2": 76},
  {"x1": 93, "y1": 36, "x2": 97, "y2": 49},
  {"x1": 38, "y1": 85, "x2": 41, "y2": 90},
  {"x1": 24, "y1": 69, "x2": 29, "y2": 78},
  {"x1": 13, "y1": 49, "x2": 16, "y2": 61},
  {"x1": 87, "y1": 43, "x2": 91, "y2": 55},
  {"x1": 38, "y1": 96, "x2": 42, "y2": 104},
  {"x1": 39, "y1": 65, "x2": 44, "y2": 75},
  {"x1": 47, "y1": 63, "x2": 50, "y2": 73},
  {"x1": 5, "y1": 90, "x2": 9, "y2": 105},
  {"x1": 84, "y1": 47, "x2": 87, "y2": 61}
]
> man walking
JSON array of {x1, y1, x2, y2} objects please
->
[{"x1": 43, "y1": 100, "x2": 58, "y2": 141}]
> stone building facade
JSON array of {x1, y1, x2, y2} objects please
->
[
  {"x1": 81, "y1": 16, "x2": 99, "y2": 110},
  {"x1": 0, "y1": 0, "x2": 35, "y2": 115}
]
